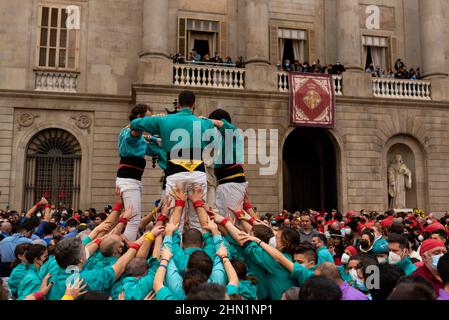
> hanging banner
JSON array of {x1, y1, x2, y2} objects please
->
[{"x1": 289, "y1": 73, "x2": 335, "y2": 128}]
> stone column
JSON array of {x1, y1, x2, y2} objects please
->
[
  {"x1": 244, "y1": 0, "x2": 277, "y2": 91},
  {"x1": 336, "y1": 0, "x2": 363, "y2": 72},
  {"x1": 419, "y1": 0, "x2": 448, "y2": 79},
  {"x1": 137, "y1": 0, "x2": 172, "y2": 85},
  {"x1": 335, "y1": 0, "x2": 373, "y2": 97},
  {"x1": 245, "y1": 0, "x2": 270, "y2": 65},
  {"x1": 419, "y1": 0, "x2": 449, "y2": 101}
]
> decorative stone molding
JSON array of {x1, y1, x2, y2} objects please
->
[
  {"x1": 17, "y1": 113, "x2": 40, "y2": 131},
  {"x1": 71, "y1": 114, "x2": 92, "y2": 132}
]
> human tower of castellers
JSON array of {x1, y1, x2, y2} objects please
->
[{"x1": 0, "y1": 90, "x2": 448, "y2": 300}]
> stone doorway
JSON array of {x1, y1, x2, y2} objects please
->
[{"x1": 283, "y1": 127, "x2": 338, "y2": 212}]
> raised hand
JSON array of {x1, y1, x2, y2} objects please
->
[
  {"x1": 122, "y1": 204, "x2": 136, "y2": 221},
  {"x1": 40, "y1": 274, "x2": 53, "y2": 296},
  {"x1": 161, "y1": 197, "x2": 174, "y2": 217},
  {"x1": 118, "y1": 291, "x2": 126, "y2": 300},
  {"x1": 65, "y1": 277, "x2": 88, "y2": 299},
  {"x1": 150, "y1": 225, "x2": 165, "y2": 238},
  {"x1": 170, "y1": 183, "x2": 187, "y2": 201},
  {"x1": 216, "y1": 244, "x2": 228, "y2": 259},
  {"x1": 160, "y1": 244, "x2": 173, "y2": 261},
  {"x1": 188, "y1": 184, "x2": 205, "y2": 203},
  {"x1": 164, "y1": 221, "x2": 179, "y2": 236},
  {"x1": 238, "y1": 231, "x2": 259, "y2": 244},
  {"x1": 228, "y1": 202, "x2": 244, "y2": 218},
  {"x1": 203, "y1": 216, "x2": 219, "y2": 234},
  {"x1": 40, "y1": 197, "x2": 48, "y2": 206}
]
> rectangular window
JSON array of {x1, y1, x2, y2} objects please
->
[
  {"x1": 277, "y1": 28, "x2": 307, "y2": 64},
  {"x1": 36, "y1": 5, "x2": 79, "y2": 70},
  {"x1": 362, "y1": 35, "x2": 389, "y2": 70}
]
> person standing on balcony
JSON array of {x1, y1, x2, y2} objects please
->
[
  {"x1": 116, "y1": 104, "x2": 165, "y2": 241},
  {"x1": 130, "y1": 91, "x2": 217, "y2": 233}
]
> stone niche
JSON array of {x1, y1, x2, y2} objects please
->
[{"x1": 386, "y1": 143, "x2": 417, "y2": 209}]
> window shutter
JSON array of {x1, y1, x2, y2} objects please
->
[
  {"x1": 219, "y1": 21, "x2": 227, "y2": 58},
  {"x1": 178, "y1": 18, "x2": 187, "y2": 57},
  {"x1": 269, "y1": 24, "x2": 278, "y2": 64}
]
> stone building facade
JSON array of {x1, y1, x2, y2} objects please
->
[{"x1": 1, "y1": 0, "x2": 449, "y2": 215}]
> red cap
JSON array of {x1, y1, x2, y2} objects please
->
[
  {"x1": 347, "y1": 210, "x2": 356, "y2": 218},
  {"x1": 345, "y1": 245, "x2": 358, "y2": 256},
  {"x1": 419, "y1": 239, "x2": 445, "y2": 256},
  {"x1": 424, "y1": 222, "x2": 446, "y2": 234}
]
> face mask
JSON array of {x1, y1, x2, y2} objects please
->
[
  {"x1": 345, "y1": 227, "x2": 352, "y2": 235},
  {"x1": 432, "y1": 254, "x2": 443, "y2": 270},
  {"x1": 427, "y1": 219, "x2": 433, "y2": 225},
  {"x1": 324, "y1": 231, "x2": 330, "y2": 239},
  {"x1": 388, "y1": 251, "x2": 402, "y2": 265},
  {"x1": 418, "y1": 235, "x2": 424, "y2": 242},
  {"x1": 377, "y1": 256, "x2": 388, "y2": 264},
  {"x1": 269, "y1": 236, "x2": 276, "y2": 248},
  {"x1": 349, "y1": 268, "x2": 359, "y2": 282},
  {"x1": 341, "y1": 253, "x2": 350, "y2": 264}
]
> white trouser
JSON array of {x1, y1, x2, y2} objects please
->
[
  {"x1": 165, "y1": 171, "x2": 207, "y2": 233},
  {"x1": 116, "y1": 177, "x2": 142, "y2": 241},
  {"x1": 215, "y1": 182, "x2": 248, "y2": 218}
]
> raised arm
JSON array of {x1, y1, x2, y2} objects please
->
[
  {"x1": 26, "y1": 197, "x2": 46, "y2": 219},
  {"x1": 110, "y1": 205, "x2": 136, "y2": 236},
  {"x1": 111, "y1": 236, "x2": 144, "y2": 281},
  {"x1": 136, "y1": 225, "x2": 165, "y2": 259},
  {"x1": 189, "y1": 184, "x2": 209, "y2": 229},
  {"x1": 213, "y1": 214, "x2": 244, "y2": 246},
  {"x1": 216, "y1": 245, "x2": 239, "y2": 287},
  {"x1": 240, "y1": 234, "x2": 294, "y2": 272},
  {"x1": 169, "y1": 183, "x2": 187, "y2": 227},
  {"x1": 153, "y1": 245, "x2": 172, "y2": 294}
]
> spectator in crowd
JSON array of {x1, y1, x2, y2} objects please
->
[
  {"x1": 298, "y1": 213, "x2": 320, "y2": 244},
  {"x1": 437, "y1": 252, "x2": 449, "y2": 300}
]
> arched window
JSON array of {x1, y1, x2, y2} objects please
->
[{"x1": 23, "y1": 129, "x2": 81, "y2": 210}]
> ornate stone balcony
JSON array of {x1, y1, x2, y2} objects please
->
[
  {"x1": 34, "y1": 70, "x2": 78, "y2": 93},
  {"x1": 173, "y1": 63, "x2": 245, "y2": 90},
  {"x1": 372, "y1": 78, "x2": 431, "y2": 100},
  {"x1": 278, "y1": 72, "x2": 343, "y2": 96}
]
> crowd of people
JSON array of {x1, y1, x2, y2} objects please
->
[
  {"x1": 365, "y1": 58, "x2": 421, "y2": 80},
  {"x1": 278, "y1": 59, "x2": 346, "y2": 75},
  {"x1": 1, "y1": 91, "x2": 449, "y2": 301},
  {"x1": 172, "y1": 51, "x2": 245, "y2": 68}
]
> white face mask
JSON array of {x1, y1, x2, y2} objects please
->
[
  {"x1": 345, "y1": 227, "x2": 352, "y2": 235},
  {"x1": 427, "y1": 219, "x2": 433, "y2": 225},
  {"x1": 377, "y1": 256, "x2": 388, "y2": 264},
  {"x1": 269, "y1": 236, "x2": 276, "y2": 248},
  {"x1": 341, "y1": 253, "x2": 350, "y2": 264},
  {"x1": 388, "y1": 251, "x2": 402, "y2": 265},
  {"x1": 349, "y1": 268, "x2": 359, "y2": 282},
  {"x1": 418, "y1": 235, "x2": 424, "y2": 242}
]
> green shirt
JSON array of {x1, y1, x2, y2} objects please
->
[
  {"x1": 17, "y1": 265, "x2": 42, "y2": 300},
  {"x1": 238, "y1": 280, "x2": 258, "y2": 300},
  {"x1": 83, "y1": 251, "x2": 118, "y2": 271},
  {"x1": 317, "y1": 246, "x2": 335, "y2": 265},
  {"x1": 213, "y1": 119, "x2": 244, "y2": 169},
  {"x1": 40, "y1": 257, "x2": 117, "y2": 300},
  {"x1": 243, "y1": 242, "x2": 298, "y2": 300},
  {"x1": 396, "y1": 256, "x2": 417, "y2": 276},
  {"x1": 291, "y1": 262, "x2": 315, "y2": 286},
  {"x1": 156, "y1": 286, "x2": 176, "y2": 300},
  {"x1": 130, "y1": 108, "x2": 216, "y2": 157},
  {"x1": 8, "y1": 263, "x2": 29, "y2": 297},
  {"x1": 111, "y1": 258, "x2": 160, "y2": 300}
]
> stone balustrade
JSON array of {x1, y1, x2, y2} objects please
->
[
  {"x1": 372, "y1": 78, "x2": 431, "y2": 100},
  {"x1": 173, "y1": 64, "x2": 245, "y2": 89},
  {"x1": 278, "y1": 72, "x2": 343, "y2": 96},
  {"x1": 34, "y1": 70, "x2": 78, "y2": 93}
]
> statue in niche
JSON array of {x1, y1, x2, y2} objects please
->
[{"x1": 388, "y1": 154, "x2": 412, "y2": 209}]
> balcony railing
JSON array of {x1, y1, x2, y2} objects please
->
[
  {"x1": 372, "y1": 78, "x2": 431, "y2": 100},
  {"x1": 34, "y1": 70, "x2": 78, "y2": 93},
  {"x1": 278, "y1": 72, "x2": 343, "y2": 96},
  {"x1": 173, "y1": 64, "x2": 245, "y2": 89}
]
